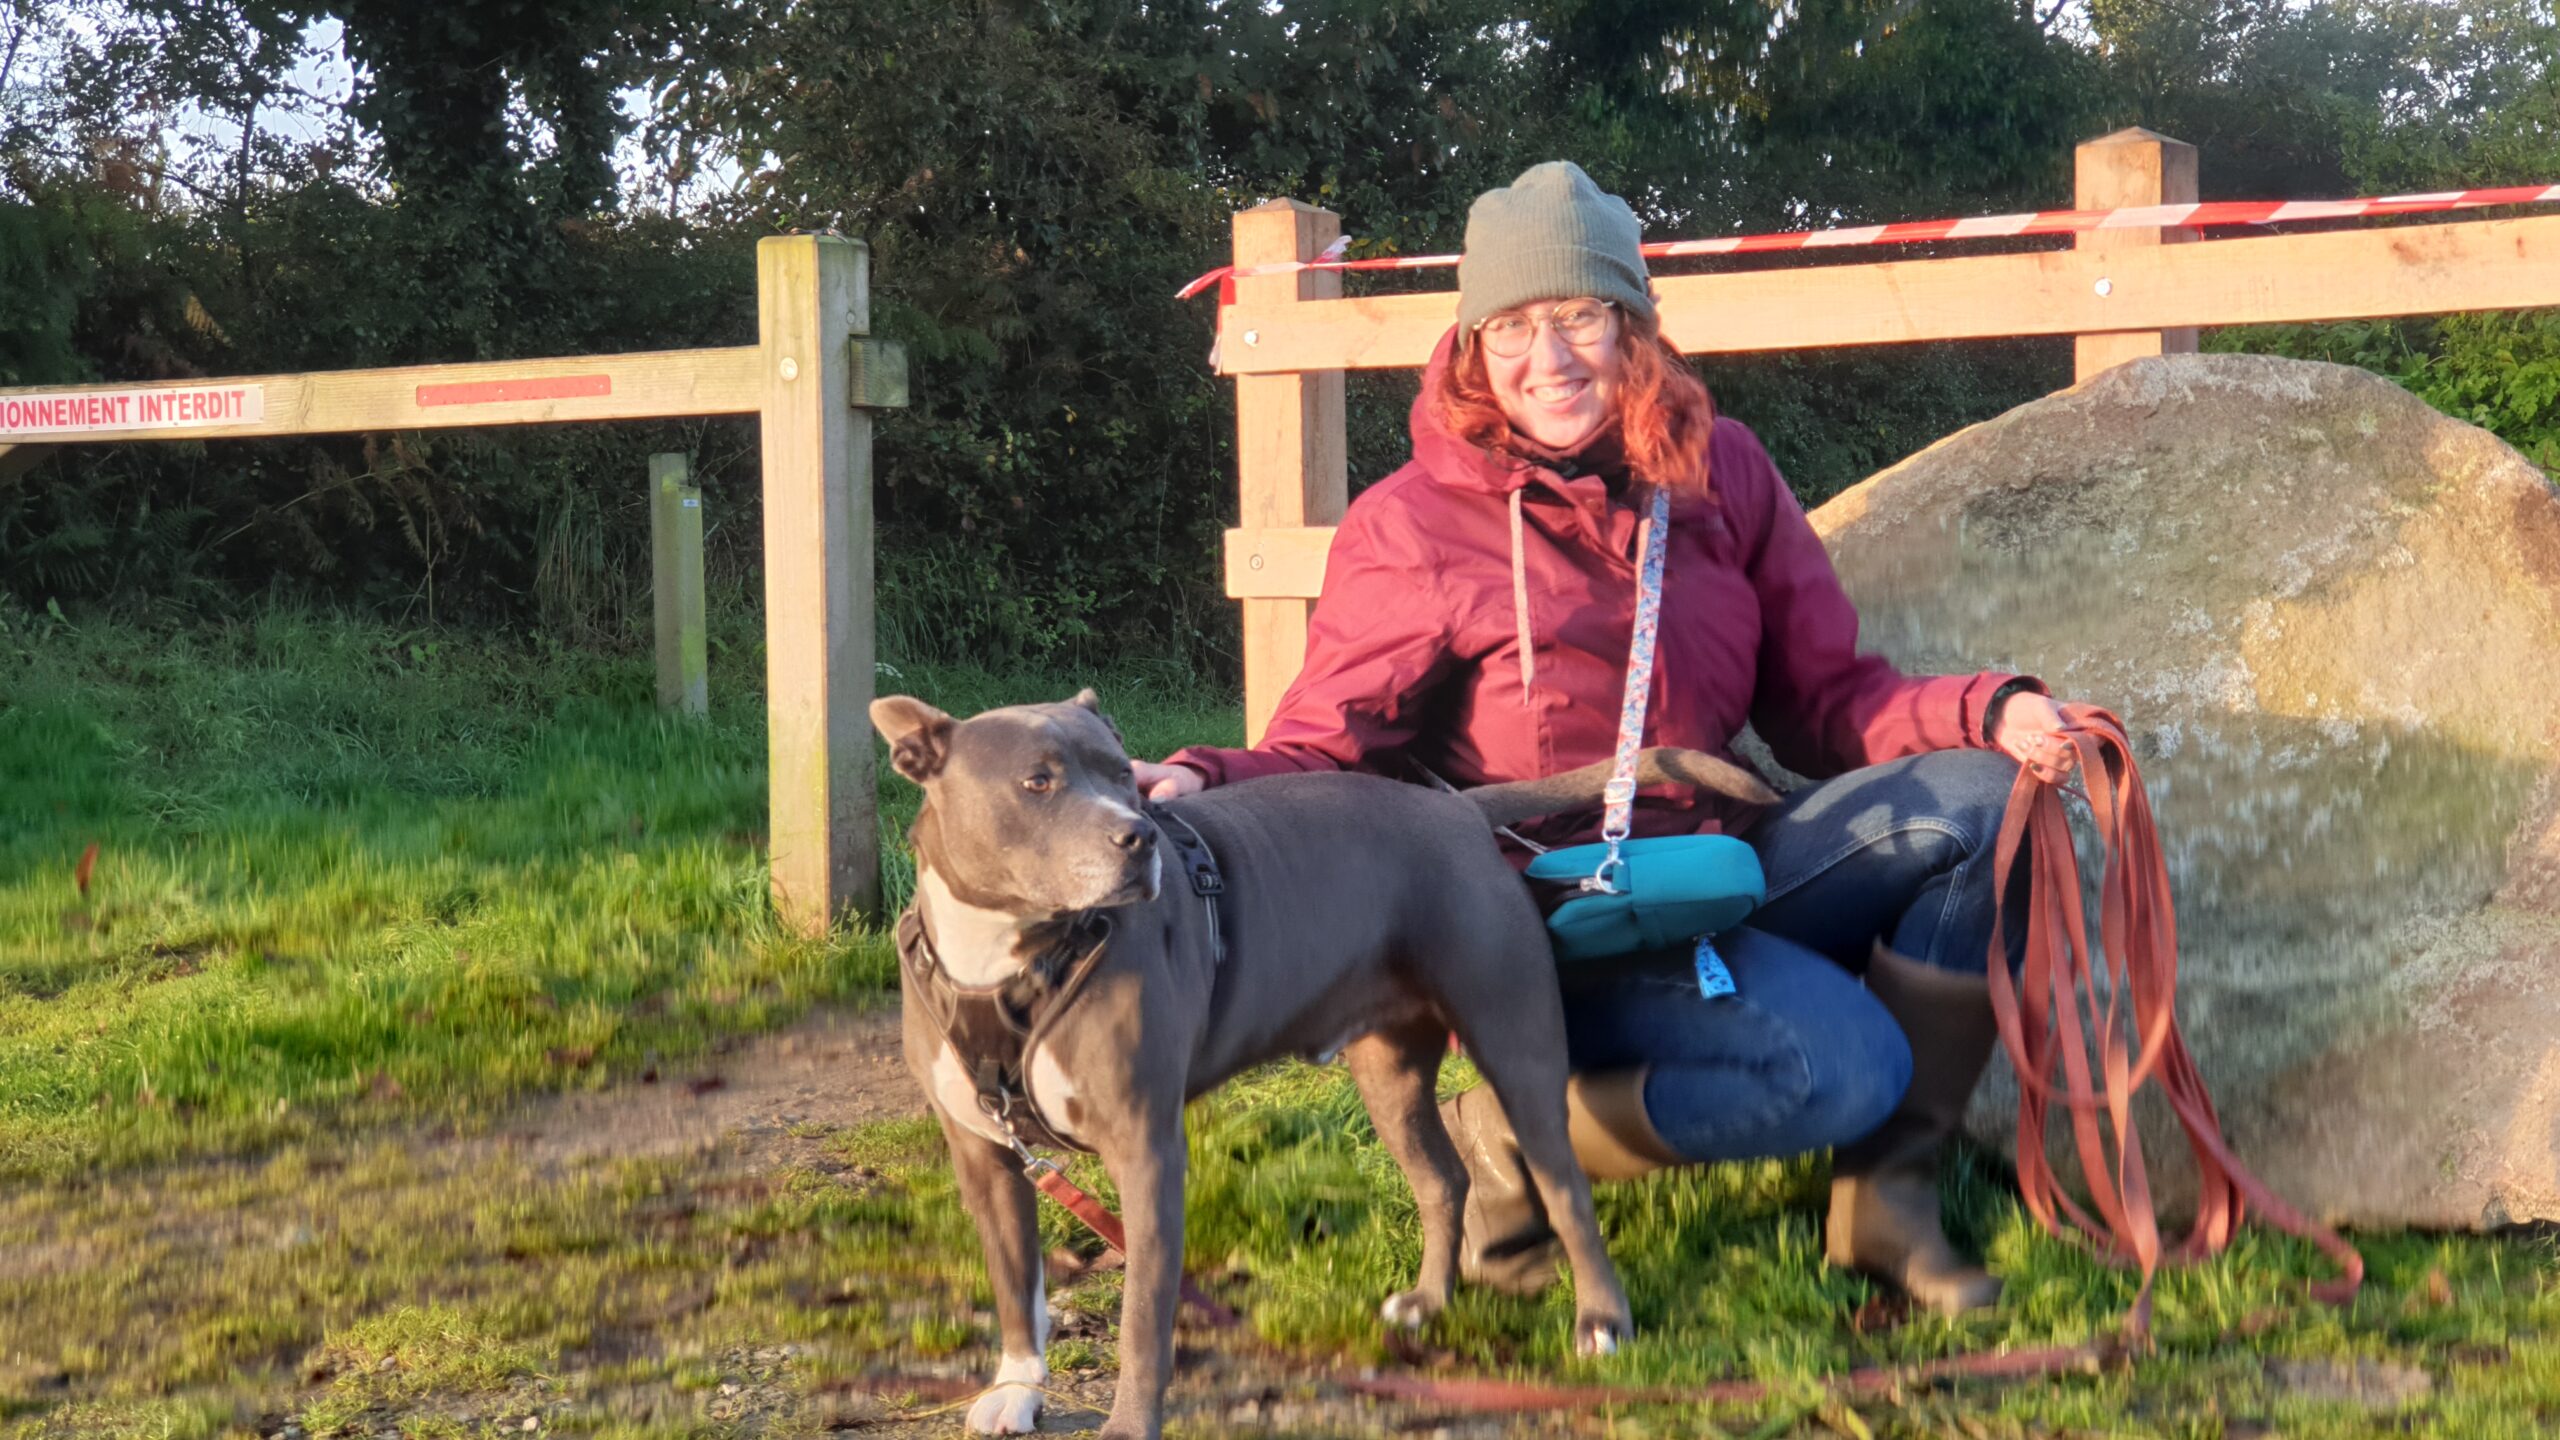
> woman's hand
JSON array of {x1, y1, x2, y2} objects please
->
[
  {"x1": 1131, "y1": 760, "x2": 1207, "y2": 802},
  {"x1": 1991, "y1": 690, "x2": 2079, "y2": 776}
]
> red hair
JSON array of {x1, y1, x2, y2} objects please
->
[{"x1": 1435, "y1": 309, "x2": 1718, "y2": 499}]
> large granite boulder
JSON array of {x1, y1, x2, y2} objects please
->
[{"x1": 1810, "y1": 353, "x2": 2560, "y2": 1230}]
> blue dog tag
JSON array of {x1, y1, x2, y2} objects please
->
[{"x1": 1693, "y1": 936, "x2": 1737, "y2": 1001}]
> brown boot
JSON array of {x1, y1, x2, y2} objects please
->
[
  {"x1": 1825, "y1": 941, "x2": 2004, "y2": 1314},
  {"x1": 1440, "y1": 1086, "x2": 1561, "y2": 1296},
  {"x1": 1440, "y1": 1070, "x2": 1685, "y2": 1296},
  {"x1": 1565, "y1": 1067, "x2": 1687, "y2": 1181}
]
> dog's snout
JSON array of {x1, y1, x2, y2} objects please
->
[{"x1": 1112, "y1": 819, "x2": 1155, "y2": 854}]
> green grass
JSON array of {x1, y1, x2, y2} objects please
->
[
  {"x1": 2, "y1": 598, "x2": 2554, "y2": 1438},
  {"x1": 1172, "y1": 1062, "x2": 2560, "y2": 1437},
  {"x1": 0, "y1": 597, "x2": 1235, "y2": 1178}
]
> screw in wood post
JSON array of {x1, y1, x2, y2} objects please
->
[{"x1": 2074, "y1": 127, "x2": 2201, "y2": 383}]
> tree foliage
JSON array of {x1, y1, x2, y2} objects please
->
[{"x1": 2, "y1": 0, "x2": 2550, "y2": 665}]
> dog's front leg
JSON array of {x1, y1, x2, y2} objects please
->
[
  {"x1": 938, "y1": 1110, "x2": 1050, "y2": 1436},
  {"x1": 1096, "y1": 1106, "x2": 1186, "y2": 1440}
]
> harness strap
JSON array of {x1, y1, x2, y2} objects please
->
[
  {"x1": 1988, "y1": 705, "x2": 2364, "y2": 1334},
  {"x1": 897, "y1": 905, "x2": 1112, "y2": 1155},
  {"x1": 1150, "y1": 805, "x2": 1228, "y2": 965}
]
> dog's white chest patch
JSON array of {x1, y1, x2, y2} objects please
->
[
  {"x1": 1025, "y1": 1041, "x2": 1084, "y2": 1148},
  {"x1": 917, "y1": 870, "x2": 1037, "y2": 987}
]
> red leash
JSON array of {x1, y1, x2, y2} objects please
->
[
  {"x1": 1337, "y1": 1340, "x2": 2120, "y2": 1410},
  {"x1": 1989, "y1": 706, "x2": 2364, "y2": 1334},
  {"x1": 1025, "y1": 1158, "x2": 1242, "y2": 1328}
]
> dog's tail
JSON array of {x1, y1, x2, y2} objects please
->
[{"x1": 1461, "y1": 747, "x2": 1782, "y2": 829}]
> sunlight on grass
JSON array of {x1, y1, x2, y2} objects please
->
[
  {"x1": 0, "y1": 602, "x2": 1237, "y2": 1179},
  {"x1": 2, "y1": 600, "x2": 2554, "y2": 1438},
  {"x1": 852, "y1": 1065, "x2": 2560, "y2": 1439}
]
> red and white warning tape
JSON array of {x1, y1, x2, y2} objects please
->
[{"x1": 1178, "y1": 183, "x2": 2560, "y2": 300}]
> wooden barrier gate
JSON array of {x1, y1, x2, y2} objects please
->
[
  {"x1": 0, "y1": 235, "x2": 902, "y2": 936},
  {"x1": 1215, "y1": 127, "x2": 2560, "y2": 742}
]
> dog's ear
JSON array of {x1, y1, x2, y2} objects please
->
[
  {"x1": 1065, "y1": 688, "x2": 1123, "y2": 745},
  {"x1": 870, "y1": 695, "x2": 955, "y2": 784}
]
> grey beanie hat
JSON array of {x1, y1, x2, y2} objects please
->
[{"x1": 1457, "y1": 161, "x2": 1655, "y2": 331}]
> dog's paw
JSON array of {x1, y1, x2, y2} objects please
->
[
  {"x1": 1379, "y1": 1289, "x2": 1444, "y2": 1330},
  {"x1": 965, "y1": 1381, "x2": 1043, "y2": 1435},
  {"x1": 1573, "y1": 1311, "x2": 1632, "y2": 1358}
]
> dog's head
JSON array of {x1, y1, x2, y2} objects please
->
[{"x1": 870, "y1": 688, "x2": 1161, "y2": 917}]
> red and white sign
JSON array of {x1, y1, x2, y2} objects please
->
[{"x1": 0, "y1": 383, "x2": 266, "y2": 439}]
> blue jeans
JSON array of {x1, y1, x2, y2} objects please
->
[{"x1": 1558, "y1": 748, "x2": 2024, "y2": 1163}]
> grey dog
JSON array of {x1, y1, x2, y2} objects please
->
[{"x1": 870, "y1": 689, "x2": 1777, "y2": 1438}]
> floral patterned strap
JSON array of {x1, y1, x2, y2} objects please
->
[{"x1": 1585, "y1": 487, "x2": 1669, "y2": 894}]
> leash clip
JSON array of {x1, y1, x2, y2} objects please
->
[
  {"x1": 978, "y1": 1090, "x2": 1041, "y2": 1169},
  {"x1": 1579, "y1": 842, "x2": 1628, "y2": 896}
]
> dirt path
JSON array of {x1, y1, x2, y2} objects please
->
[
  {"x1": 477, "y1": 1003, "x2": 1545, "y2": 1438},
  {"x1": 0, "y1": 1002, "x2": 1547, "y2": 1438},
  {"x1": 491, "y1": 1000, "x2": 922, "y2": 1174}
]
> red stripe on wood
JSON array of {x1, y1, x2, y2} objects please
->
[{"x1": 416, "y1": 374, "x2": 613, "y2": 407}]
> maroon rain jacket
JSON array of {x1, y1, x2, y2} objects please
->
[{"x1": 1168, "y1": 331, "x2": 2035, "y2": 851}]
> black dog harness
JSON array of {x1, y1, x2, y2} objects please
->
[{"x1": 898, "y1": 804, "x2": 1226, "y2": 1157}]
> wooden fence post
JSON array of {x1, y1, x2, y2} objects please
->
[
  {"x1": 1231, "y1": 200, "x2": 1348, "y2": 744},
  {"x1": 757, "y1": 234, "x2": 880, "y2": 934},
  {"x1": 2074, "y1": 127, "x2": 2201, "y2": 382},
  {"x1": 650, "y1": 452, "x2": 709, "y2": 719}
]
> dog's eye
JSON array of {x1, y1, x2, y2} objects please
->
[{"x1": 1021, "y1": 773, "x2": 1054, "y2": 794}]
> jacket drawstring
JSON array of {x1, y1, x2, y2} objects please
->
[{"x1": 1509, "y1": 487, "x2": 1536, "y2": 704}]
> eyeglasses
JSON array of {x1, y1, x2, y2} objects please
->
[{"x1": 1472, "y1": 299, "x2": 1618, "y2": 359}]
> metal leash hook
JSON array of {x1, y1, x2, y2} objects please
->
[
  {"x1": 978, "y1": 1089, "x2": 1044, "y2": 1173},
  {"x1": 1581, "y1": 777, "x2": 1637, "y2": 895}
]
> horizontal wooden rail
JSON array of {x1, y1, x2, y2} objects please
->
[
  {"x1": 0, "y1": 345, "x2": 763, "y2": 443},
  {"x1": 1226, "y1": 525, "x2": 1334, "y2": 599},
  {"x1": 0, "y1": 236, "x2": 894, "y2": 936},
  {"x1": 1215, "y1": 213, "x2": 2560, "y2": 375}
]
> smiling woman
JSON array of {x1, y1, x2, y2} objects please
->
[{"x1": 1133, "y1": 158, "x2": 2095, "y2": 1321}]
